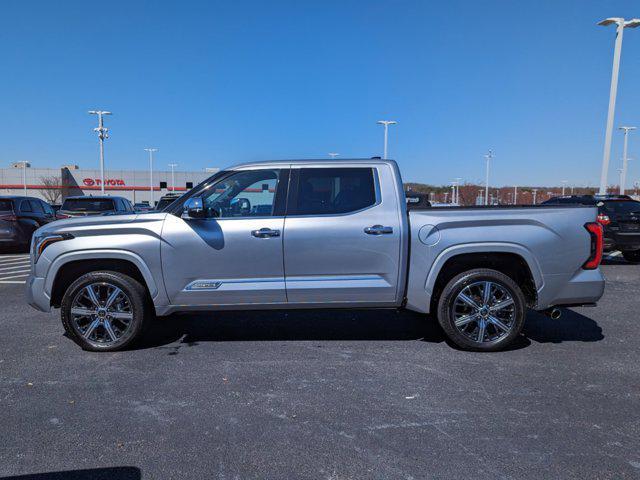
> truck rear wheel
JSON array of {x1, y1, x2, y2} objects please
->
[
  {"x1": 61, "y1": 271, "x2": 150, "y2": 352},
  {"x1": 437, "y1": 268, "x2": 526, "y2": 352}
]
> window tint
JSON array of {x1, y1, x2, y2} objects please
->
[
  {"x1": 160, "y1": 181, "x2": 167, "y2": 189},
  {"x1": 0, "y1": 200, "x2": 14, "y2": 212},
  {"x1": 62, "y1": 198, "x2": 115, "y2": 212},
  {"x1": 41, "y1": 202, "x2": 55, "y2": 215},
  {"x1": 20, "y1": 200, "x2": 32, "y2": 212},
  {"x1": 201, "y1": 169, "x2": 280, "y2": 218},
  {"x1": 602, "y1": 200, "x2": 640, "y2": 215},
  {"x1": 186, "y1": 182, "x2": 193, "y2": 189},
  {"x1": 29, "y1": 200, "x2": 44, "y2": 213},
  {"x1": 292, "y1": 168, "x2": 376, "y2": 215}
]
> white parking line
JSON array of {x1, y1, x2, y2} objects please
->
[
  {"x1": 0, "y1": 258, "x2": 31, "y2": 266},
  {"x1": 0, "y1": 273, "x2": 29, "y2": 280},
  {"x1": 0, "y1": 254, "x2": 30, "y2": 260},
  {"x1": 0, "y1": 265, "x2": 31, "y2": 273},
  {"x1": 0, "y1": 280, "x2": 27, "y2": 284}
]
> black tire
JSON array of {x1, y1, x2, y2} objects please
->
[
  {"x1": 61, "y1": 271, "x2": 150, "y2": 352},
  {"x1": 622, "y1": 250, "x2": 640, "y2": 263},
  {"x1": 437, "y1": 268, "x2": 526, "y2": 352}
]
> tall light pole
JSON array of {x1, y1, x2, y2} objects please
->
[
  {"x1": 619, "y1": 126, "x2": 636, "y2": 194},
  {"x1": 597, "y1": 18, "x2": 640, "y2": 195},
  {"x1": 450, "y1": 182, "x2": 456, "y2": 204},
  {"x1": 168, "y1": 163, "x2": 178, "y2": 192},
  {"x1": 484, "y1": 150, "x2": 493, "y2": 206},
  {"x1": 328, "y1": 152, "x2": 339, "y2": 159},
  {"x1": 17, "y1": 161, "x2": 28, "y2": 195},
  {"x1": 145, "y1": 148, "x2": 158, "y2": 206},
  {"x1": 88, "y1": 110, "x2": 112, "y2": 194},
  {"x1": 514, "y1": 186, "x2": 518, "y2": 205},
  {"x1": 377, "y1": 120, "x2": 397, "y2": 159},
  {"x1": 454, "y1": 177, "x2": 462, "y2": 204},
  {"x1": 561, "y1": 180, "x2": 568, "y2": 196},
  {"x1": 532, "y1": 188, "x2": 538, "y2": 204}
]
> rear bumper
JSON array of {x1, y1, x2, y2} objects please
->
[
  {"x1": 604, "y1": 232, "x2": 640, "y2": 251},
  {"x1": 536, "y1": 269, "x2": 605, "y2": 310},
  {"x1": 26, "y1": 275, "x2": 51, "y2": 312}
]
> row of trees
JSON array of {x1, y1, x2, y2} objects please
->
[{"x1": 403, "y1": 182, "x2": 632, "y2": 206}]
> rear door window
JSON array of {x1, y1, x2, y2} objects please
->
[
  {"x1": 0, "y1": 200, "x2": 13, "y2": 212},
  {"x1": 290, "y1": 168, "x2": 377, "y2": 215},
  {"x1": 29, "y1": 200, "x2": 44, "y2": 213},
  {"x1": 20, "y1": 200, "x2": 32, "y2": 212}
]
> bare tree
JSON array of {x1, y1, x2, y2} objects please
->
[{"x1": 39, "y1": 176, "x2": 62, "y2": 204}]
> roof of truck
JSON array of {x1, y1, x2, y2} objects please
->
[{"x1": 227, "y1": 158, "x2": 398, "y2": 170}]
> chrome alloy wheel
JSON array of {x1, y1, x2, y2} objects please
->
[
  {"x1": 452, "y1": 281, "x2": 516, "y2": 343},
  {"x1": 70, "y1": 282, "x2": 134, "y2": 347}
]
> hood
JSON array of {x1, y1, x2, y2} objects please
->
[{"x1": 36, "y1": 212, "x2": 169, "y2": 236}]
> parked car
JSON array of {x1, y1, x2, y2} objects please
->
[
  {"x1": 542, "y1": 195, "x2": 640, "y2": 262},
  {"x1": 58, "y1": 196, "x2": 134, "y2": 217},
  {"x1": 133, "y1": 202, "x2": 152, "y2": 212},
  {"x1": 0, "y1": 196, "x2": 57, "y2": 251},
  {"x1": 155, "y1": 193, "x2": 182, "y2": 211},
  {"x1": 27, "y1": 159, "x2": 605, "y2": 352}
]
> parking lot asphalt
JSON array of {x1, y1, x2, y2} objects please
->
[{"x1": 0, "y1": 257, "x2": 639, "y2": 480}]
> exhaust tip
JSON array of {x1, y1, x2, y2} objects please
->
[{"x1": 544, "y1": 308, "x2": 562, "y2": 320}]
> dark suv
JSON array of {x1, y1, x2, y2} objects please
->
[
  {"x1": 542, "y1": 195, "x2": 640, "y2": 262},
  {"x1": 0, "y1": 196, "x2": 57, "y2": 251},
  {"x1": 58, "y1": 196, "x2": 134, "y2": 217}
]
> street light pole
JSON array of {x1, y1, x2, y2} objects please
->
[
  {"x1": 18, "y1": 161, "x2": 28, "y2": 195},
  {"x1": 484, "y1": 150, "x2": 493, "y2": 206},
  {"x1": 88, "y1": 110, "x2": 112, "y2": 194},
  {"x1": 454, "y1": 177, "x2": 462, "y2": 204},
  {"x1": 561, "y1": 180, "x2": 568, "y2": 196},
  {"x1": 619, "y1": 126, "x2": 636, "y2": 194},
  {"x1": 597, "y1": 17, "x2": 640, "y2": 195},
  {"x1": 144, "y1": 148, "x2": 158, "y2": 206},
  {"x1": 513, "y1": 186, "x2": 518, "y2": 205},
  {"x1": 377, "y1": 120, "x2": 397, "y2": 159},
  {"x1": 532, "y1": 189, "x2": 538, "y2": 204},
  {"x1": 168, "y1": 163, "x2": 178, "y2": 192}
]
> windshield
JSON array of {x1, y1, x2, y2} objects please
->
[
  {"x1": 62, "y1": 198, "x2": 115, "y2": 212},
  {"x1": 601, "y1": 200, "x2": 640, "y2": 215},
  {"x1": 0, "y1": 200, "x2": 13, "y2": 212}
]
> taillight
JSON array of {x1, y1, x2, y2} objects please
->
[
  {"x1": 0, "y1": 214, "x2": 17, "y2": 222},
  {"x1": 597, "y1": 214, "x2": 610, "y2": 226},
  {"x1": 583, "y1": 222, "x2": 603, "y2": 270}
]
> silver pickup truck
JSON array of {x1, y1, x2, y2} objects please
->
[{"x1": 26, "y1": 159, "x2": 605, "y2": 352}]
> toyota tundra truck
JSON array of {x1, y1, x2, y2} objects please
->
[{"x1": 26, "y1": 159, "x2": 605, "y2": 352}]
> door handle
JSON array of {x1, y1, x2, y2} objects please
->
[
  {"x1": 364, "y1": 225, "x2": 393, "y2": 235},
  {"x1": 251, "y1": 228, "x2": 280, "y2": 238}
]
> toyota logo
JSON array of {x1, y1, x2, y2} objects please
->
[{"x1": 83, "y1": 178, "x2": 95, "y2": 186}]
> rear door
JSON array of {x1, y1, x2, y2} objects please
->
[{"x1": 283, "y1": 165, "x2": 403, "y2": 305}]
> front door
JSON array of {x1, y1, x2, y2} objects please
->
[
  {"x1": 283, "y1": 165, "x2": 403, "y2": 305},
  {"x1": 161, "y1": 168, "x2": 289, "y2": 306}
]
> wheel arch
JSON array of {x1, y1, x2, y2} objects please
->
[
  {"x1": 418, "y1": 243, "x2": 542, "y2": 314},
  {"x1": 47, "y1": 250, "x2": 159, "y2": 308}
]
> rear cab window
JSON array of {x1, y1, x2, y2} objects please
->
[
  {"x1": 601, "y1": 200, "x2": 640, "y2": 215},
  {"x1": 62, "y1": 198, "x2": 116, "y2": 212},
  {"x1": 290, "y1": 168, "x2": 377, "y2": 215}
]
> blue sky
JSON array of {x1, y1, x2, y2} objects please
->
[{"x1": 1, "y1": 0, "x2": 640, "y2": 187}]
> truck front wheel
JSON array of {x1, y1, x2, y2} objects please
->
[
  {"x1": 61, "y1": 271, "x2": 150, "y2": 352},
  {"x1": 436, "y1": 269, "x2": 526, "y2": 352}
]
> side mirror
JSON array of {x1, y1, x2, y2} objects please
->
[{"x1": 182, "y1": 197, "x2": 207, "y2": 219}]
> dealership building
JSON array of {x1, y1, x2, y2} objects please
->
[{"x1": 0, "y1": 164, "x2": 218, "y2": 205}]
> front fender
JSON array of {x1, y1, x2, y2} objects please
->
[{"x1": 43, "y1": 249, "x2": 160, "y2": 300}]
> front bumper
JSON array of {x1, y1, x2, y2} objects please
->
[{"x1": 26, "y1": 275, "x2": 51, "y2": 312}]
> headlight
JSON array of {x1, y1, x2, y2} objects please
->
[{"x1": 32, "y1": 233, "x2": 74, "y2": 263}]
